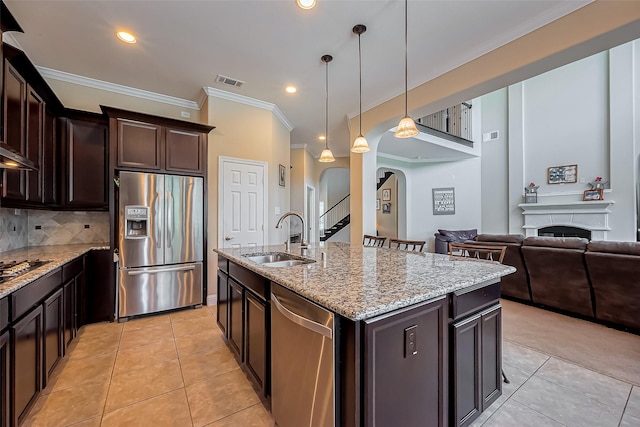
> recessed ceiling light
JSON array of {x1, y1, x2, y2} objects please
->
[
  {"x1": 285, "y1": 86, "x2": 297, "y2": 94},
  {"x1": 296, "y1": 0, "x2": 316, "y2": 10},
  {"x1": 318, "y1": 135, "x2": 326, "y2": 141},
  {"x1": 116, "y1": 31, "x2": 136, "y2": 44}
]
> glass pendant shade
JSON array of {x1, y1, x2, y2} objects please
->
[
  {"x1": 394, "y1": 116, "x2": 419, "y2": 138},
  {"x1": 319, "y1": 148, "x2": 335, "y2": 162},
  {"x1": 351, "y1": 135, "x2": 370, "y2": 153}
]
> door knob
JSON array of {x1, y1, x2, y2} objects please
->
[{"x1": 225, "y1": 236, "x2": 233, "y2": 241}]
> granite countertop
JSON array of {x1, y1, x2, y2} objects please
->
[
  {"x1": 0, "y1": 243, "x2": 110, "y2": 299},
  {"x1": 216, "y1": 242, "x2": 516, "y2": 321}
]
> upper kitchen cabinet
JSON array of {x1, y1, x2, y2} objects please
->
[
  {"x1": 0, "y1": 0, "x2": 24, "y2": 146},
  {"x1": 102, "y1": 106, "x2": 214, "y2": 176},
  {"x1": 59, "y1": 111, "x2": 108, "y2": 210}
]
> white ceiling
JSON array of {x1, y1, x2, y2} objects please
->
[{"x1": 4, "y1": 0, "x2": 591, "y2": 159}]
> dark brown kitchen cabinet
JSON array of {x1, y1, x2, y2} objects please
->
[
  {"x1": 11, "y1": 305, "x2": 43, "y2": 427},
  {"x1": 85, "y1": 249, "x2": 114, "y2": 324},
  {"x1": 1, "y1": 330, "x2": 9, "y2": 427},
  {"x1": 103, "y1": 106, "x2": 213, "y2": 176},
  {"x1": 2, "y1": 61, "x2": 27, "y2": 202},
  {"x1": 116, "y1": 118, "x2": 162, "y2": 170},
  {"x1": 41, "y1": 107, "x2": 58, "y2": 206},
  {"x1": 244, "y1": 291, "x2": 268, "y2": 397},
  {"x1": 60, "y1": 115, "x2": 108, "y2": 210},
  {"x1": 165, "y1": 128, "x2": 205, "y2": 174},
  {"x1": 228, "y1": 278, "x2": 244, "y2": 360},
  {"x1": 364, "y1": 296, "x2": 448, "y2": 427},
  {"x1": 62, "y1": 257, "x2": 85, "y2": 351},
  {"x1": 451, "y1": 282, "x2": 502, "y2": 427},
  {"x1": 25, "y1": 85, "x2": 44, "y2": 203},
  {"x1": 42, "y1": 288, "x2": 64, "y2": 388},
  {"x1": 217, "y1": 269, "x2": 229, "y2": 337}
]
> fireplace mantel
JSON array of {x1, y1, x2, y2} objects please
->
[{"x1": 518, "y1": 201, "x2": 614, "y2": 240}]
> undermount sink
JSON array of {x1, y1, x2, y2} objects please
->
[{"x1": 244, "y1": 252, "x2": 315, "y2": 267}]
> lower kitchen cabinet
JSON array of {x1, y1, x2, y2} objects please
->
[
  {"x1": 63, "y1": 278, "x2": 76, "y2": 350},
  {"x1": 42, "y1": 288, "x2": 64, "y2": 388},
  {"x1": 217, "y1": 257, "x2": 270, "y2": 398},
  {"x1": 228, "y1": 278, "x2": 244, "y2": 360},
  {"x1": 245, "y1": 291, "x2": 268, "y2": 396},
  {"x1": 1, "y1": 330, "x2": 9, "y2": 427},
  {"x1": 62, "y1": 256, "x2": 85, "y2": 352},
  {"x1": 11, "y1": 305, "x2": 43, "y2": 427},
  {"x1": 364, "y1": 296, "x2": 448, "y2": 427},
  {"x1": 452, "y1": 303, "x2": 502, "y2": 427},
  {"x1": 216, "y1": 269, "x2": 229, "y2": 336}
]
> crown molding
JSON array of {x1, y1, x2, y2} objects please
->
[
  {"x1": 36, "y1": 66, "x2": 200, "y2": 110},
  {"x1": 203, "y1": 87, "x2": 293, "y2": 132}
]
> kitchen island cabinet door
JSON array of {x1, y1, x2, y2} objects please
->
[
  {"x1": 452, "y1": 313, "x2": 482, "y2": 427},
  {"x1": 228, "y1": 278, "x2": 244, "y2": 361},
  {"x1": 1, "y1": 330, "x2": 9, "y2": 427},
  {"x1": 244, "y1": 291, "x2": 268, "y2": 397},
  {"x1": 216, "y1": 269, "x2": 229, "y2": 337},
  {"x1": 42, "y1": 288, "x2": 64, "y2": 388},
  {"x1": 11, "y1": 305, "x2": 43, "y2": 427},
  {"x1": 364, "y1": 297, "x2": 448, "y2": 427},
  {"x1": 481, "y1": 305, "x2": 502, "y2": 409}
]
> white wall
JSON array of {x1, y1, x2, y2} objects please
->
[{"x1": 486, "y1": 40, "x2": 640, "y2": 241}]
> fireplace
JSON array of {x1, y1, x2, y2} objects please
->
[
  {"x1": 538, "y1": 225, "x2": 591, "y2": 240},
  {"x1": 519, "y1": 200, "x2": 614, "y2": 241}
]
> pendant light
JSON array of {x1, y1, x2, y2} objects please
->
[
  {"x1": 319, "y1": 54, "x2": 336, "y2": 162},
  {"x1": 351, "y1": 24, "x2": 370, "y2": 153},
  {"x1": 394, "y1": 0, "x2": 419, "y2": 138}
]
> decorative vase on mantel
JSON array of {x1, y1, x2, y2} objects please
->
[
  {"x1": 524, "y1": 182, "x2": 539, "y2": 203},
  {"x1": 589, "y1": 177, "x2": 608, "y2": 190}
]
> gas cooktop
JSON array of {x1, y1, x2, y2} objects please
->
[{"x1": 0, "y1": 259, "x2": 51, "y2": 282}]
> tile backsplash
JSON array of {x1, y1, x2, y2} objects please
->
[
  {"x1": 0, "y1": 208, "x2": 28, "y2": 252},
  {"x1": 28, "y1": 210, "x2": 109, "y2": 246},
  {"x1": 0, "y1": 208, "x2": 109, "y2": 252}
]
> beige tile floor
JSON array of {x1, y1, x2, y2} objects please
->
[
  {"x1": 23, "y1": 303, "x2": 640, "y2": 427},
  {"x1": 23, "y1": 306, "x2": 275, "y2": 427}
]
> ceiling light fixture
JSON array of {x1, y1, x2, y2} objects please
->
[
  {"x1": 319, "y1": 54, "x2": 335, "y2": 163},
  {"x1": 394, "y1": 0, "x2": 419, "y2": 139},
  {"x1": 285, "y1": 86, "x2": 297, "y2": 94},
  {"x1": 318, "y1": 135, "x2": 326, "y2": 141},
  {"x1": 116, "y1": 31, "x2": 136, "y2": 44},
  {"x1": 351, "y1": 24, "x2": 370, "y2": 153},
  {"x1": 296, "y1": 0, "x2": 316, "y2": 10}
]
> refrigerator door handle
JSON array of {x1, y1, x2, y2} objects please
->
[
  {"x1": 154, "y1": 191, "x2": 162, "y2": 249},
  {"x1": 166, "y1": 191, "x2": 173, "y2": 248},
  {"x1": 126, "y1": 265, "x2": 196, "y2": 276}
]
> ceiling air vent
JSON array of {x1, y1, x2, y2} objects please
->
[
  {"x1": 215, "y1": 74, "x2": 245, "y2": 88},
  {"x1": 482, "y1": 130, "x2": 499, "y2": 142}
]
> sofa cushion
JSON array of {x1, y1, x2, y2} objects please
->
[
  {"x1": 437, "y1": 229, "x2": 478, "y2": 241},
  {"x1": 477, "y1": 234, "x2": 524, "y2": 244},
  {"x1": 587, "y1": 241, "x2": 640, "y2": 256},
  {"x1": 523, "y1": 236, "x2": 588, "y2": 250}
]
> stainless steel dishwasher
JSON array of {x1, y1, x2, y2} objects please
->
[{"x1": 271, "y1": 283, "x2": 335, "y2": 427}]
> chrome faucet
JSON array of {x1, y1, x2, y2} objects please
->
[{"x1": 276, "y1": 211, "x2": 308, "y2": 251}]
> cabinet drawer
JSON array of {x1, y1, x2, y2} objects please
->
[
  {"x1": 229, "y1": 262, "x2": 268, "y2": 301},
  {"x1": 62, "y1": 257, "x2": 83, "y2": 283},
  {"x1": 218, "y1": 255, "x2": 228, "y2": 273},
  {"x1": 451, "y1": 281, "x2": 500, "y2": 321},
  {"x1": 0, "y1": 297, "x2": 8, "y2": 331},
  {"x1": 11, "y1": 268, "x2": 62, "y2": 321}
]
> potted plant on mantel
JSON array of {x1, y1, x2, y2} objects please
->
[
  {"x1": 589, "y1": 176, "x2": 608, "y2": 190},
  {"x1": 524, "y1": 182, "x2": 539, "y2": 203}
]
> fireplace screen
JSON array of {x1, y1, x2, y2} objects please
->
[{"x1": 538, "y1": 226, "x2": 591, "y2": 240}]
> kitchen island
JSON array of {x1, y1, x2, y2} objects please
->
[{"x1": 216, "y1": 242, "x2": 515, "y2": 427}]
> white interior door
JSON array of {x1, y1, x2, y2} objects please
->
[{"x1": 220, "y1": 158, "x2": 266, "y2": 249}]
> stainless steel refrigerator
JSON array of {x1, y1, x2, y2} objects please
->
[{"x1": 117, "y1": 171, "x2": 204, "y2": 320}]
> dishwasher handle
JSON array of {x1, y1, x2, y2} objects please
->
[{"x1": 272, "y1": 293, "x2": 333, "y2": 339}]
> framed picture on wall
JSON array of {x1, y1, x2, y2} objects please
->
[
  {"x1": 382, "y1": 203, "x2": 391, "y2": 214},
  {"x1": 376, "y1": 199, "x2": 380, "y2": 210},
  {"x1": 432, "y1": 187, "x2": 455, "y2": 215},
  {"x1": 547, "y1": 164, "x2": 577, "y2": 184},
  {"x1": 382, "y1": 188, "x2": 391, "y2": 201},
  {"x1": 583, "y1": 189, "x2": 604, "y2": 201},
  {"x1": 279, "y1": 164, "x2": 286, "y2": 187}
]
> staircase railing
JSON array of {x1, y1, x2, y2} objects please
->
[{"x1": 319, "y1": 194, "x2": 350, "y2": 236}]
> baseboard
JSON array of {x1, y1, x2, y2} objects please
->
[{"x1": 206, "y1": 294, "x2": 217, "y2": 306}]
